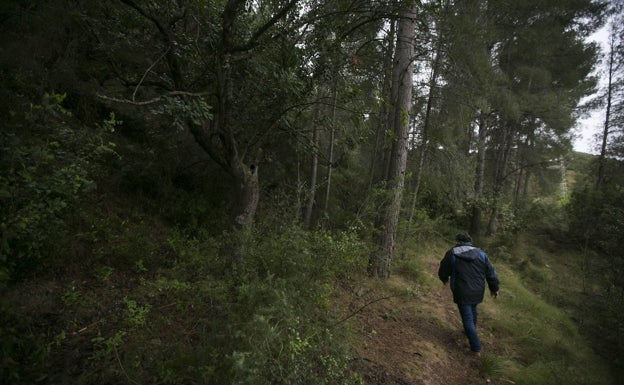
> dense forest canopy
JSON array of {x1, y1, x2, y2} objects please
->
[{"x1": 2, "y1": 0, "x2": 624, "y2": 384}]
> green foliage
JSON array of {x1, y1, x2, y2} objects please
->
[
  {"x1": 0, "y1": 0, "x2": 615, "y2": 383},
  {"x1": 566, "y1": 181, "x2": 624, "y2": 376},
  {"x1": 0, "y1": 93, "x2": 114, "y2": 281},
  {"x1": 515, "y1": 360, "x2": 612, "y2": 385},
  {"x1": 151, "y1": 96, "x2": 213, "y2": 130},
  {"x1": 396, "y1": 207, "x2": 454, "y2": 267},
  {"x1": 60, "y1": 282, "x2": 81, "y2": 306},
  {"x1": 0, "y1": 315, "x2": 50, "y2": 383},
  {"x1": 477, "y1": 353, "x2": 506, "y2": 379},
  {"x1": 210, "y1": 227, "x2": 366, "y2": 384},
  {"x1": 393, "y1": 256, "x2": 423, "y2": 281},
  {"x1": 1, "y1": 226, "x2": 367, "y2": 384},
  {"x1": 121, "y1": 296, "x2": 151, "y2": 329},
  {"x1": 414, "y1": 147, "x2": 475, "y2": 218},
  {"x1": 522, "y1": 198, "x2": 569, "y2": 240},
  {"x1": 488, "y1": 264, "x2": 613, "y2": 385},
  {"x1": 250, "y1": 226, "x2": 368, "y2": 282},
  {"x1": 144, "y1": 227, "x2": 366, "y2": 384},
  {"x1": 80, "y1": 205, "x2": 165, "y2": 273},
  {"x1": 567, "y1": 183, "x2": 624, "y2": 257}
]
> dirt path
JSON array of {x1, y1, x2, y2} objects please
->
[{"x1": 345, "y1": 269, "x2": 495, "y2": 385}]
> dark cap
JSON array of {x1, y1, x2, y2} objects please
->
[{"x1": 455, "y1": 232, "x2": 472, "y2": 243}]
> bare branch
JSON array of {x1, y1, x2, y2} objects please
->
[
  {"x1": 97, "y1": 91, "x2": 209, "y2": 106},
  {"x1": 232, "y1": 0, "x2": 299, "y2": 53},
  {"x1": 133, "y1": 47, "x2": 171, "y2": 102}
]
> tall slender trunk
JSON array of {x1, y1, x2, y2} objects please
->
[
  {"x1": 361, "y1": 20, "x2": 395, "y2": 219},
  {"x1": 513, "y1": 161, "x2": 523, "y2": 207},
  {"x1": 405, "y1": 145, "x2": 426, "y2": 225},
  {"x1": 522, "y1": 165, "x2": 530, "y2": 201},
  {"x1": 323, "y1": 87, "x2": 338, "y2": 224},
  {"x1": 487, "y1": 124, "x2": 514, "y2": 235},
  {"x1": 559, "y1": 157, "x2": 567, "y2": 200},
  {"x1": 401, "y1": 20, "x2": 443, "y2": 256},
  {"x1": 597, "y1": 29, "x2": 616, "y2": 189},
  {"x1": 512, "y1": 137, "x2": 528, "y2": 208},
  {"x1": 377, "y1": 20, "x2": 397, "y2": 181},
  {"x1": 304, "y1": 93, "x2": 322, "y2": 229},
  {"x1": 406, "y1": 16, "x2": 443, "y2": 225},
  {"x1": 521, "y1": 132, "x2": 535, "y2": 202},
  {"x1": 370, "y1": 4, "x2": 417, "y2": 278},
  {"x1": 470, "y1": 112, "x2": 487, "y2": 237}
]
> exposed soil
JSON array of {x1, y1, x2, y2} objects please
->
[{"x1": 344, "y1": 262, "x2": 499, "y2": 385}]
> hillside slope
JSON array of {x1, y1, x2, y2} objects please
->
[
  {"x1": 343, "y1": 275, "x2": 499, "y2": 385},
  {"x1": 2, "y1": 230, "x2": 616, "y2": 384},
  {"x1": 342, "y1": 243, "x2": 615, "y2": 385}
]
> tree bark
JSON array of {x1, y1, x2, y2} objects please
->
[
  {"x1": 217, "y1": 0, "x2": 262, "y2": 235},
  {"x1": 323, "y1": 87, "x2": 338, "y2": 223},
  {"x1": 470, "y1": 111, "x2": 487, "y2": 237},
  {"x1": 368, "y1": 19, "x2": 396, "y2": 192},
  {"x1": 304, "y1": 94, "x2": 322, "y2": 229},
  {"x1": 119, "y1": 0, "x2": 260, "y2": 237},
  {"x1": 370, "y1": 4, "x2": 417, "y2": 278},
  {"x1": 231, "y1": 161, "x2": 259, "y2": 230},
  {"x1": 596, "y1": 27, "x2": 616, "y2": 189},
  {"x1": 405, "y1": 15, "x2": 443, "y2": 230},
  {"x1": 486, "y1": 124, "x2": 514, "y2": 235}
]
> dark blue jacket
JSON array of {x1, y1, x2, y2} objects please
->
[{"x1": 438, "y1": 242, "x2": 499, "y2": 305}]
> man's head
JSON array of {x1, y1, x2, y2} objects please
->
[{"x1": 455, "y1": 232, "x2": 472, "y2": 244}]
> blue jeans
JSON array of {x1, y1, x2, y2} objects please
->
[{"x1": 457, "y1": 304, "x2": 481, "y2": 352}]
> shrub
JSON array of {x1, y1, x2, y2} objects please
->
[
  {"x1": 75, "y1": 226, "x2": 368, "y2": 384},
  {"x1": 0, "y1": 94, "x2": 114, "y2": 281}
]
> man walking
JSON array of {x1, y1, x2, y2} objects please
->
[{"x1": 438, "y1": 232, "x2": 499, "y2": 355}]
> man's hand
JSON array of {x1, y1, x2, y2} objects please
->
[{"x1": 491, "y1": 291, "x2": 498, "y2": 299}]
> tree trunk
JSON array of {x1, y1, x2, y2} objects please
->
[
  {"x1": 522, "y1": 165, "x2": 530, "y2": 201},
  {"x1": 486, "y1": 124, "x2": 514, "y2": 235},
  {"x1": 322, "y1": 86, "x2": 338, "y2": 225},
  {"x1": 596, "y1": 28, "x2": 616, "y2": 189},
  {"x1": 218, "y1": 1, "x2": 261, "y2": 235},
  {"x1": 368, "y1": 19, "x2": 396, "y2": 192},
  {"x1": 470, "y1": 111, "x2": 487, "y2": 237},
  {"x1": 369, "y1": 4, "x2": 417, "y2": 278},
  {"x1": 521, "y1": 131, "x2": 535, "y2": 202},
  {"x1": 559, "y1": 157, "x2": 567, "y2": 200},
  {"x1": 401, "y1": 20, "x2": 443, "y2": 257},
  {"x1": 304, "y1": 94, "x2": 322, "y2": 229},
  {"x1": 231, "y1": 161, "x2": 260, "y2": 230},
  {"x1": 406, "y1": 144, "x2": 426, "y2": 226}
]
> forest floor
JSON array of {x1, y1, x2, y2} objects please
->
[{"x1": 343, "y1": 259, "x2": 507, "y2": 385}]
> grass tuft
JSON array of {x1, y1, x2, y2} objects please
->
[{"x1": 478, "y1": 353, "x2": 505, "y2": 378}]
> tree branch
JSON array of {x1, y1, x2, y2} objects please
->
[
  {"x1": 133, "y1": 47, "x2": 171, "y2": 102},
  {"x1": 96, "y1": 91, "x2": 208, "y2": 106},
  {"x1": 118, "y1": 0, "x2": 184, "y2": 88},
  {"x1": 232, "y1": 0, "x2": 299, "y2": 52},
  {"x1": 332, "y1": 293, "x2": 407, "y2": 328}
]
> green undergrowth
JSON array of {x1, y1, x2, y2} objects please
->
[
  {"x1": 487, "y1": 265, "x2": 612, "y2": 385},
  {"x1": 2, "y1": 216, "x2": 618, "y2": 385},
  {"x1": 412, "y1": 232, "x2": 615, "y2": 385},
  {"x1": 1, "y1": 226, "x2": 369, "y2": 384}
]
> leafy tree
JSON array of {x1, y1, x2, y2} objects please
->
[
  {"x1": 567, "y1": 175, "x2": 624, "y2": 375},
  {"x1": 427, "y1": 0, "x2": 603, "y2": 236},
  {"x1": 85, "y1": 0, "x2": 309, "y2": 264}
]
